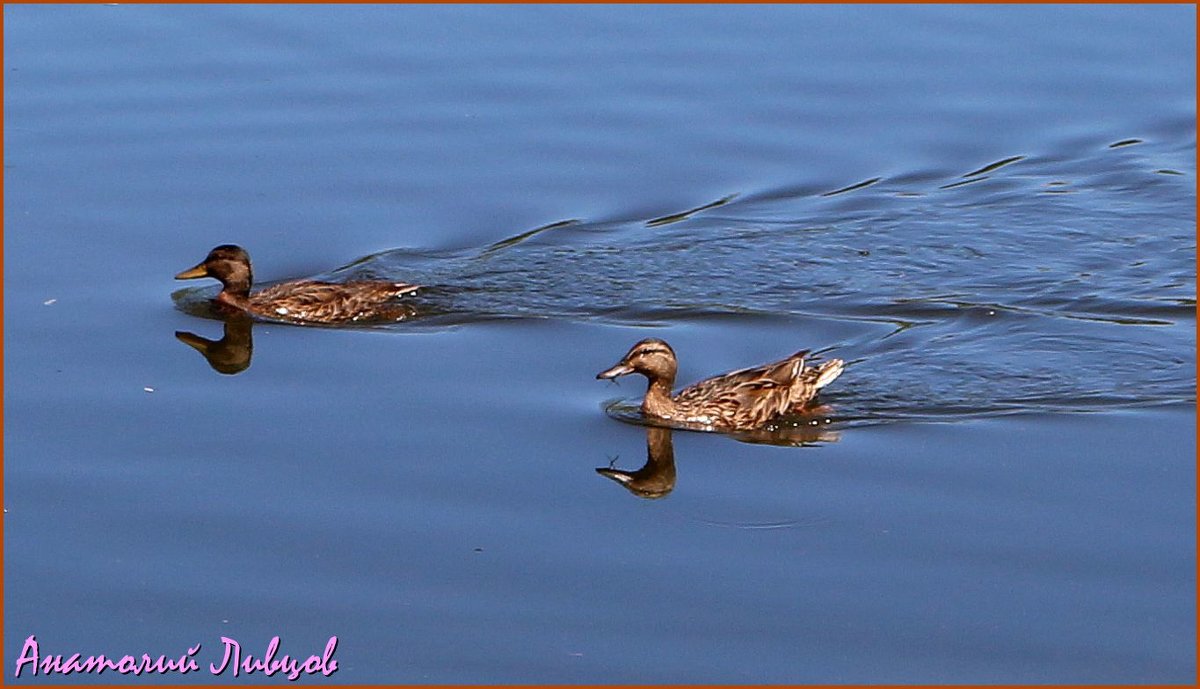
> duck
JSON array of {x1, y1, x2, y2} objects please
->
[
  {"x1": 175, "y1": 245, "x2": 420, "y2": 324},
  {"x1": 596, "y1": 338, "x2": 844, "y2": 431}
]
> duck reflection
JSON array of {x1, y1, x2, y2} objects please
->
[
  {"x1": 175, "y1": 313, "x2": 254, "y2": 375},
  {"x1": 597, "y1": 418, "x2": 842, "y2": 499},
  {"x1": 731, "y1": 404, "x2": 843, "y2": 447},
  {"x1": 597, "y1": 426, "x2": 678, "y2": 499}
]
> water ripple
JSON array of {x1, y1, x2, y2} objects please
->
[{"x1": 175, "y1": 133, "x2": 1195, "y2": 421}]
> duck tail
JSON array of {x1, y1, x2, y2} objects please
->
[
  {"x1": 813, "y1": 359, "x2": 844, "y2": 389},
  {"x1": 393, "y1": 283, "x2": 420, "y2": 297}
]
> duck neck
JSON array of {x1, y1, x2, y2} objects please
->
[
  {"x1": 218, "y1": 263, "x2": 254, "y2": 302},
  {"x1": 642, "y1": 374, "x2": 677, "y2": 418},
  {"x1": 216, "y1": 290, "x2": 250, "y2": 309}
]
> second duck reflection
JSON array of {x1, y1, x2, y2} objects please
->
[{"x1": 599, "y1": 423, "x2": 840, "y2": 500}]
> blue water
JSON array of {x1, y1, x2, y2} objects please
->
[{"x1": 4, "y1": 4, "x2": 1195, "y2": 683}]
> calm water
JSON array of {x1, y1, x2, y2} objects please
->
[{"x1": 5, "y1": 4, "x2": 1196, "y2": 683}]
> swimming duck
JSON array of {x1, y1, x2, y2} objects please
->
[
  {"x1": 597, "y1": 338, "x2": 844, "y2": 431},
  {"x1": 175, "y1": 245, "x2": 420, "y2": 324}
]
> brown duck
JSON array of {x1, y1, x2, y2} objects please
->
[
  {"x1": 175, "y1": 245, "x2": 419, "y2": 324},
  {"x1": 597, "y1": 338, "x2": 844, "y2": 431}
]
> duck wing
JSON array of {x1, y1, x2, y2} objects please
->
[
  {"x1": 674, "y1": 355, "x2": 805, "y2": 427},
  {"x1": 249, "y1": 280, "x2": 418, "y2": 322}
]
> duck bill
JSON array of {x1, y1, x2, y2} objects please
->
[
  {"x1": 175, "y1": 262, "x2": 210, "y2": 280},
  {"x1": 596, "y1": 362, "x2": 635, "y2": 380},
  {"x1": 595, "y1": 467, "x2": 635, "y2": 485},
  {"x1": 174, "y1": 331, "x2": 213, "y2": 354}
]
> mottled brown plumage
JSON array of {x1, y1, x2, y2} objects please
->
[
  {"x1": 597, "y1": 338, "x2": 844, "y2": 431},
  {"x1": 175, "y1": 245, "x2": 419, "y2": 324}
]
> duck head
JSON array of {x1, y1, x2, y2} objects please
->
[
  {"x1": 176, "y1": 245, "x2": 254, "y2": 297},
  {"x1": 597, "y1": 338, "x2": 678, "y2": 386}
]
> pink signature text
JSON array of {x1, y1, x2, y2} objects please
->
[
  {"x1": 13, "y1": 635, "x2": 339, "y2": 681},
  {"x1": 211, "y1": 636, "x2": 339, "y2": 680}
]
